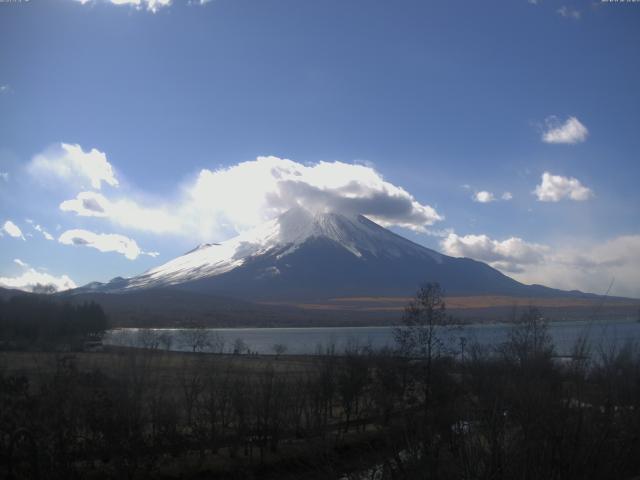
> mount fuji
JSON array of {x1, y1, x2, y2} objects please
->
[{"x1": 78, "y1": 207, "x2": 576, "y2": 301}]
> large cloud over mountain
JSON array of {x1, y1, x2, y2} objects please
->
[{"x1": 59, "y1": 155, "x2": 443, "y2": 240}]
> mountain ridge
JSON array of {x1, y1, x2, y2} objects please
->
[{"x1": 73, "y1": 207, "x2": 602, "y2": 301}]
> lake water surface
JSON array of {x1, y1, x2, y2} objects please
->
[{"x1": 104, "y1": 318, "x2": 640, "y2": 357}]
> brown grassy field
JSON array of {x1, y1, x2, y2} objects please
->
[
  {"x1": 261, "y1": 294, "x2": 640, "y2": 313},
  {"x1": 0, "y1": 346, "x2": 315, "y2": 380}
]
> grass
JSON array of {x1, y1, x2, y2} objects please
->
[{"x1": 0, "y1": 346, "x2": 315, "y2": 379}]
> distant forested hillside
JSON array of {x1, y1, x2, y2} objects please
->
[{"x1": 0, "y1": 292, "x2": 109, "y2": 349}]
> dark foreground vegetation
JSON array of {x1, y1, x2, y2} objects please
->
[{"x1": 1, "y1": 284, "x2": 640, "y2": 479}]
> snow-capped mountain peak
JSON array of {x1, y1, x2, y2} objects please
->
[
  {"x1": 73, "y1": 206, "x2": 571, "y2": 301},
  {"x1": 113, "y1": 206, "x2": 442, "y2": 291}
]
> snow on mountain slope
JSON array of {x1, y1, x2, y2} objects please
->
[
  {"x1": 117, "y1": 207, "x2": 443, "y2": 291},
  {"x1": 73, "y1": 206, "x2": 593, "y2": 301}
]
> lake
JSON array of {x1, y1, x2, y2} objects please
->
[{"x1": 104, "y1": 318, "x2": 640, "y2": 357}]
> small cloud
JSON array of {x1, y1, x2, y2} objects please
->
[
  {"x1": 0, "y1": 266, "x2": 76, "y2": 293},
  {"x1": 72, "y1": 0, "x2": 172, "y2": 12},
  {"x1": 441, "y1": 233, "x2": 549, "y2": 273},
  {"x1": 13, "y1": 258, "x2": 29, "y2": 268},
  {"x1": 2, "y1": 220, "x2": 25, "y2": 240},
  {"x1": 423, "y1": 227, "x2": 455, "y2": 238},
  {"x1": 0, "y1": 172, "x2": 8, "y2": 182},
  {"x1": 30, "y1": 222, "x2": 55, "y2": 241},
  {"x1": 473, "y1": 191, "x2": 496, "y2": 203},
  {"x1": 472, "y1": 190, "x2": 512, "y2": 203},
  {"x1": 557, "y1": 6, "x2": 581, "y2": 19},
  {"x1": 542, "y1": 116, "x2": 588, "y2": 144},
  {"x1": 58, "y1": 228, "x2": 156, "y2": 260},
  {"x1": 0, "y1": 85, "x2": 11, "y2": 94},
  {"x1": 60, "y1": 191, "x2": 109, "y2": 217},
  {"x1": 28, "y1": 143, "x2": 119, "y2": 190},
  {"x1": 534, "y1": 172, "x2": 593, "y2": 202}
]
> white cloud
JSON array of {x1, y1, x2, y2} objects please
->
[
  {"x1": 557, "y1": 6, "x2": 581, "y2": 20},
  {"x1": 28, "y1": 143, "x2": 119, "y2": 190},
  {"x1": 2, "y1": 220, "x2": 25, "y2": 240},
  {"x1": 473, "y1": 191, "x2": 495, "y2": 203},
  {"x1": 187, "y1": 156, "x2": 444, "y2": 233},
  {"x1": 0, "y1": 267, "x2": 76, "y2": 293},
  {"x1": 0, "y1": 85, "x2": 10, "y2": 94},
  {"x1": 59, "y1": 155, "x2": 443, "y2": 240},
  {"x1": 72, "y1": 0, "x2": 172, "y2": 12},
  {"x1": 60, "y1": 191, "x2": 109, "y2": 217},
  {"x1": 441, "y1": 233, "x2": 549, "y2": 273},
  {"x1": 0, "y1": 172, "x2": 8, "y2": 182},
  {"x1": 473, "y1": 190, "x2": 512, "y2": 203},
  {"x1": 542, "y1": 116, "x2": 588, "y2": 144},
  {"x1": 13, "y1": 258, "x2": 29, "y2": 268},
  {"x1": 534, "y1": 172, "x2": 593, "y2": 202},
  {"x1": 60, "y1": 191, "x2": 181, "y2": 234},
  {"x1": 58, "y1": 229, "x2": 156, "y2": 260},
  {"x1": 35, "y1": 225, "x2": 54, "y2": 240},
  {"x1": 24, "y1": 219, "x2": 54, "y2": 241},
  {"x1": 512, "y1": 235, "x2": 640, "y2": 299},
  {"x1": 424, "y1": 227, "x2": 456, "y2": 238},
  {"x1": 442, "y1": 231, "x2": 640, "y2": 298}
]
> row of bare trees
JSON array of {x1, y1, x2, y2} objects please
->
[{"x1": 133, "y1": 328, "x2": 257, "y2": 355}]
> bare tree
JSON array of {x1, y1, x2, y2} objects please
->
[
  {"x1": 503, "y1": 306, "x2": 554, "y2": 367},
  {"x1": 272, "y1": 343, "x2": 287, "y2": 359},
  {"x1": 136, "y1": 329, "x2": 160, "y2": 350},
  {"x1": 158, "y1": 331, "x2": 173, "y2": 351},
  {"x1": 232, "y1": 338, "x2": 247, "y2": 355},
  {"x1": 179, "y1": 327, "x2": 212, "y2": 353},
  {"x1": 393, "y1": 282, "x2": 450, "y2": 361},
  {"x1": 209, "y1": 332, "x2": 225, "y2": 354},
  {"x1": 337, "y1": 350, "x2": 369, "y2": 434},
  {"x1": 393, "y1": 282, "x2": 452, "y2": 468}
]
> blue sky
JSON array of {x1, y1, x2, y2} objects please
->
[{"x1": 1, "y1": 0, "x2": 639, "y2": 297}]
